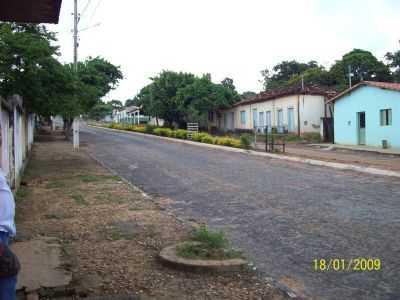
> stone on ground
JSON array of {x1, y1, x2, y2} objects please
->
[{"x1": 11, "y1": 237, "x2": 72, "y2": 293}]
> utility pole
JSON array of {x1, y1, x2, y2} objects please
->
[
  {"x1": 348, "y1": 65, "x2": 352, "y2": 89},
  {"x1": 73, "y1": 0, "x2": 80, "y2": 150}
]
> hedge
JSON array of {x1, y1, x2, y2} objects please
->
[{"x1": 106, "y1": 123, "x2": 243, "y2": 149}]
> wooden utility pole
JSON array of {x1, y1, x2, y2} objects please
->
[{"x1": 73, "y1": 0, "x2": 80, "y2": 150}]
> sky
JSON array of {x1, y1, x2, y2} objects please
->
[{"x1": 48, "y1": 0, "x2": 400, "y2": 103}]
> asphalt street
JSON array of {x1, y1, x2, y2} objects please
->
[{"x1": 82, "y1": 126, "x2": 400, "y2": 300}]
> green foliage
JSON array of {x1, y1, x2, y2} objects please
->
[
  {"x1": 174, "y1": 129, "x2": 187, "y2": 139},
  {"x1": 175, "y1": 75, "x2": 240, "y2": 126},
  {"x1": 144, "y1": 124, "x2": 156, "y2": 134},
  {"x1": 214, "y1": 137, "x2": 241, "y2": 148},
  {"x1": 153, "y1": 127, "x2": 172, "y2": 137},
  {"x1": 241, "y1": 91, "x2": 257, "y2": 99},
  {"x1": 134, "y1": 71, "x2": 239, "y2": 128},
  {"x1": 261, "y1": 60, "x2": 319, "y2": 90},
  {"x1": 109, "y1": 99, "x2": 123, "y2": 110},
  {"x1": 240, "y1": 134, "x2": 252, "y2": 149},
  {"x1": 261, "y1": 49, "x2": 393, "y2": 92},
  {"x1": 0, "y1": 22, "x2": 122, "y2": 129},
  {"x1": 88, "y1": 101, "x2": 113, "y2": 120},
  {"x1": 191, "y1": 132, "x2": 209, "y2": 142},
  {"x1": 191, "y1": 226, "x2": 227, "y2": 249},
  {"x1": 201, "y1": 134, "x2": 215, "y2": 144},
  {"x1": 386, "y1": 47, "x2": 400, "y2": 82},
  {"x1": 330, "y1": 49, "x2": 391, "y2": 90}
]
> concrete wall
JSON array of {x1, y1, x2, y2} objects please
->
[
  {"x1": 334, "y1": 85, "x2": 400, "y2": 148},
  {"x1": 0, "y1": 96, "x2": 34, "y2": 188},
  {"x1": 217, "y1": 94, "x2": 326, "y2": 134}
]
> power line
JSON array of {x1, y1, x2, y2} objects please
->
[
  {"x1": 80, "y1": 0, "x2": 92, "y2": 19},
  {"x1": 89, "y1": 0, "x2": 103, "y2": 23}
]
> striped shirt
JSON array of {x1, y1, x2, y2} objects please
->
[{"x1": 0, "y1": 170, "x2": 16, "y2": 237}]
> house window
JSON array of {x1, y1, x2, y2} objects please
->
[
  {"x1": 380, "y1": 109, "x2": 392, "y2": 126},
  {"x1": 240, "y1": 111, "x2": 246, "y2": 125}
]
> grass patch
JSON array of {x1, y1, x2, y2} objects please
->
[
  {"x1": 176, "y1": 226, "x2": 243, "y2": 260},
  {"x1": 16, "y1": 186, "x2": 30, "y2": 201},
  {"x1": 46, "y1": 180, "x2": 67, "y2": 189},
  {"x1": 77, "y1": 174, "x2": 121, "y2": 183},
  {"x1": 71, "y1": 194, "x2": 88, "y2": 206},
  {"x1": 45, "y1": 213, "x2": 64, "y2": 220}
]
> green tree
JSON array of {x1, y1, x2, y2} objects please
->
[
  {"x1": 135, "y1": 71, "x2": 196, "y2": 127},
  {"x1": 175, "y1": 75, "x2": 239, "y2": 126},
  {"x1": 0, "y1": 23, "x2": 59, "y2": 111},
  {"x1": 125, "y1": 98, "x2": 137, "y2": 107},
  {"x1": 88, "y1": 101, "x2": 113, "y2": 120},
  {"x1": 288, "y1": 66, "x2": 335, "y2": 87},
  {"x1": 330, "y1": 49, "x2": 392, "y2": 90},
  {"x1": 221, "y1": 77, "x2": 236, "y2": 92},
  {"x1": 110, "y1": 99, "x2": 123, "y2": 110},
  {"x1": 0, "y1": 23, "x2": 123, "y2": 138},
  {"x1": 261, "y1": 60, "x2": 318, "y2": 90},
  {"x1": 386, "y1": 44, "x2": 400, "y2": 82},
  {"x1": 241, "y1": 91, "x2": 257, "y2": 99}
]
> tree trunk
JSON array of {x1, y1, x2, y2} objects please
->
[{"x1": 64, "y1": 118, "x2": 73, "y2": 140}]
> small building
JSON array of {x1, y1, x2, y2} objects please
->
[
  {"x1": 329, "y1": 81, "x2": 400, "y2": 149},
  {"x1": 329, "y1": 81, "x2": 400, "y2": 148},
  {"x1": 210, "y1": 84, "x2": 336, "y2": 135}
]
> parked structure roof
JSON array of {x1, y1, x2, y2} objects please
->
[
  {"x1": 233, "y1": 84, "x2": 338, "y2": 107},
  {"x1": 327, "y1": 81, "x2": 400, "y2": 103},
  {"x1": 0, "y1": 0, "x2": 62, "y2": 24}
]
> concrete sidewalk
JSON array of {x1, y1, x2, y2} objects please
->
[{"x1": 310, "y1": 143, "x2": 400, "y2": 155}]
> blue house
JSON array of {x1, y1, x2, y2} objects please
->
[{"x1": 329, "y1": 81, "x2": 400, "y2": 149}]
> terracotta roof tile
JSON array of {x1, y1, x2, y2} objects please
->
[
  {"x1": 234, "y1": 84, "x2": 338, "y2": 107},
  {"x1": 327, "y1": 81, "x2": 400, "y2": 103}
]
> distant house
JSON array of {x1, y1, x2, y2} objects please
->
[
  {"x1": 210, "y1": 84, "x2": 337, "y2": 135},
  {"x1": 112, "y1": 106, "x2": 163, "y2": 125},
  {"x1": 328, "y1": 81, "x2": 400, "y2": 149}
]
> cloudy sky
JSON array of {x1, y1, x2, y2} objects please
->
[{"x1": 48, "y1": 0, "x2": 400, "y2": 102}]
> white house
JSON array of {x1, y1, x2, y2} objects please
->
[
  {"x1": 113, "y1": 106, "x2": 164, "y2": 126},
  {"x1": 210, "y1": 84, "x2": 337, "y2": 135}
]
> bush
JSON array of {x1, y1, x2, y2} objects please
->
[
  {"x1": 153, "y1": 127, "x2": 172, "y2": 137},
  {"x1": 191, "y1": 226, "x2": 227, "y2": 249},
  {"x1": 240, "y1": 134, "x2": 252, "y2": 149},
  {"x1": 191, "y1": 132, "x2": 209, "y2": 142},
  {"x1": 201, "y1": 134, "x2": 215, "y2": 144},
  {"x1": 145, "y1": 124, "x2": 156, "y2": 134},
  {"x1": 174, "y1": 129, "x2": 188, "y2": 139},
  {"x1": 215, "y1": 137, "x2": 241, "y2": 148}
]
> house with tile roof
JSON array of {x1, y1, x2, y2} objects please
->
[
  {"x1": 210, "y1": 84, "x2": 337, "y2": 136},
  {"x1": 328, "y1": 81, "x2": 400, "y2": 149}
]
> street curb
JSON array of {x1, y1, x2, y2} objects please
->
[
  {"x1": 87, "y1": 125, "x2": 400, "y2": 179},
  {"x1": 159, "y1": 242, "x2": 248, "y2": 272}
]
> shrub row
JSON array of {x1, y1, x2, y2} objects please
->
[
  {"x1": 106, "y1": 123, "x2": 246, "y2": 149},
  {"x1": 191, "y1": 132, "x2": 242, "y2": 148}
]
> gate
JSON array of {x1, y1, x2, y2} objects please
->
[{"x1": 187, "y1": 123, "x2": 199, "y2": 140}]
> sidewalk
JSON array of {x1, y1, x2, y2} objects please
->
[
  {"x1": 284, "y1": 144, "x2": 400, "y2": 172},
  {"x1": 14, "y1": 133, "x2": 289, "y2": 300}
]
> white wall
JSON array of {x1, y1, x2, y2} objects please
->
[
  {"x1": 218, "y1": 94, "x2": 326, "y2": 134},
  {"x1": 299, "y1": 95, "x2": 326, "y2": 133}
]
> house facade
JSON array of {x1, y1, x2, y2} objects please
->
[
  {"x1": 211, "y1": 84, "x2": 336, "y2": 134},
  {"x1": 330, "y1": 81, "x2": 400, "y2": 149}
]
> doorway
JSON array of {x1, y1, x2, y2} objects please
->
[{"x1": 357, "y1": 112, "x2": 366, "y2": 145}]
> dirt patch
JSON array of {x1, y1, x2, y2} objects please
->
[{"x1": 16, "y1": 135, "x2": 288, "y2": 300}]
